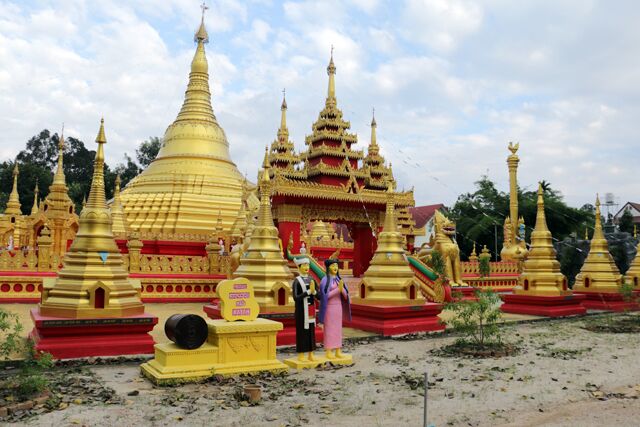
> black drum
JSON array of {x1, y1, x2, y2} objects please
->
[{"x1": 164, "y1": 314, "x2": 208, "y2": 350}]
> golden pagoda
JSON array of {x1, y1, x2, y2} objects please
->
[
  {"x1": 500, "y1": 143, "x2": 528, "y2": 261},
  {"x1": 118, "y1": 10, "x2": 245, "y2": 236},
  {"x1": 0, "y1": 163, "x2": 26, "y2": 247},
  {"x1": 232, "y1": 149, "x2": 293, "y2": 312},
  {"x1": 309, "y1": 220, "x2": 332, "y2": 242},
  {"x1": 514, "y1": 184, "x2": 570, "y2": 296},
  {"x1": 39, "y1": 119, "x2": 145, "y2": 318},
  {"x1": 573, "y1": 195, "x2": 623, "y2": 293},
  {"x1": 110, "y1": 175, "x2": 128, "y2": 237},
  {"x1": 40, "y1": 131, "x2": 79, "y2": 256},
  {"x1": 625, "y1": 227, "x2": 640, "y2": 289},
  {"x1": 363, "y1": 113, "x2": 393, "y2": 190},
  {"x1": 358, "y1": 183, "x2": 423, "y2": 304}
]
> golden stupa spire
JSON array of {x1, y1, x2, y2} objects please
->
[
  {"x1": 573, "y1": 194, "x2": 623, "y2": 293},
  {"x1": 369, "y1": 108, "x2": 378, "y2": 151},
  {"x1": 278, "y1": 89, "x2": 289, "y2": 140},
  {"x1": 5, "y1": 163, "x2": 22, "y2": 215},
  {"x1": 326, "y1": 45, "x2": 337, "y2": 108},
  {"x1": 39, "y1": 118, "x2": 145, "y2": 318},
  {"x1": 110, "y1": 174, "x2": 129, "y2": 236},
  {"x1": 360, "y1": 180, "x2": 423, "y2": 304},
  {"x1": 515, "y1": 183, "x2": 569, "y2": 296},
  {"x1": 195, "y1": 2, "x2": 209, "y2": 43},
  {"x1": 30, "y1": 182, "x2": 40, "y2": 215},
  {"x1": 232, "y1": 153, "x2": 293, "y2": 311},
  {"x1": 53, "y1": 126, "x2": 66, "y2": 186}
]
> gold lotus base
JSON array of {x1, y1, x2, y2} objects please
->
[
  {"x1": 141, "y1": 318, "x2": 287, "y2": 384},
  {"x1": 283, "y1": 355, "x2": 328, "y2": 369}
]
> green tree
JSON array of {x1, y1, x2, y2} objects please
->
[
  {"x1": 618, "y1": 208, "x2": 634, "y2": 234},
  {"x1": 444, "y1": 290, "x2": 504, "y2": 348},
  {"x1": 450, "y1": 176, "x2": 594, "y2": 260},
  {"x1": 136, "y1": 137, "x2": 162, "y2": 168}
]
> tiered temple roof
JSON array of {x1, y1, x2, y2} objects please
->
[{"x1": 268, "y1": 94, "x2": 304, "y2": 180}]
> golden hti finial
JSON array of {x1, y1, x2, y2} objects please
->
[
  {"x1": 280, "y1": 88, "x2": 288, "y2": 132},
  {"x1": 30, "y1": 181, "x2": 40, "y2": 215},
  {"x1": 195, "y1": 1, "x2": 209, "y2": 43},
  {"x1": 53, "y1": 125, "x2": 67, "y2": 185},
  {"x1": 369, "y1": 108, "x2": 378, "y2": 149},
  {"x1": 326, "y1": 46, "x2": 337, "y2": 106},
  {"x1": 508, "y1": 141, "x2": 519, "y2": 155}
]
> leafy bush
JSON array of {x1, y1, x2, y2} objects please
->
[
  {"x1": 444, "y1": 289, "x2": 503, "y2": 347},
  {"x1": 1, "y1": 307, "x2": 54, "y2": 399},
  {"x1": 478, "y1": 256, "x2": 490, "y2": 278}
]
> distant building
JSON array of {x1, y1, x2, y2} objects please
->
[
  {"x1": 613, "y1": 202, "x2": 640, "y2": 227},
  {"x1": 408, "y1": 204, "x2": 447, "y2": 247}
]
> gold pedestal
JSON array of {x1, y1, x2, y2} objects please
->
[
  {"x1": 325, "y1": 354, "x2": 353, "y2": 365},
  {"x1": 141, "y1": 318, "x2": 287, "y2": 384},
  {"x1": 283, "y1": 355, "x2": 328, "y2": 369}
]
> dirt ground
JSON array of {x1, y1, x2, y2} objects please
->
[{"x1": 4, "y1": 314, "x2": 640, "y2": 427}]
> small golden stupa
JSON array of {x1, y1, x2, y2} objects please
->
[
  {"x1": 39, "y1": 119, "x2": 145, "y2": 318},
  {"x1": 232, "y1": 149, "x2": 293, "y2": 312},
  {"x1": 110, "y1": 175, "x2": 128, "y2": 237},
  {"x1": 309, "y1": 220, "x2": 332, "y2": 242},
  {"x1": 119, "y1": 12, "x2": 245, "y2": 235},
  {"x1": 573, "y1": 195, "x2": 623, "y2": 293},
  {"x1": 358, "y1": 183, "x2": 423, "y2": 304},
  {"x1": 626, "y1": 228, "x2": 640, "y2": 288},
  {"x1": 0, "y1": 164, "x2": 25, "y2": 246},
  {"x1": 515, "y1": 183, "x2": 570, "y2": 296}
]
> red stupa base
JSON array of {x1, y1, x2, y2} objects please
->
[
  {"x1": 29, "y1": 309, "x2": 158, "y2": 359},
  {"x1": 572, "y1": 292, "x2": 639, "y2": 312},
  {"x1": 203, "y1": 303, "x2": 323, "y2": 346},
  {"x1": 500, "y1": 294, "x2": 587, "y2": 317},
  {"x1": 345, "y1": 302, "x2": 445, "y2": 336}
]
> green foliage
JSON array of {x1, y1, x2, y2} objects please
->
[
  {"x1": 450, "y1": 176, "x2": 594, "y2": 260},
  {"x1": 618, "y1": 208, "x2": 634, "y2": 234},
  {"x1": 610, "y1": 242, "x2": 631, "y2": 274},
  {"x1": 1, "y1": 308, "x2": 54, "y2": 399},
  {"x1": 429, "y1": 249, "x2": 446, "y2": 277},
  {"x1": 559, "y1": 243, "x2": 583, "y2": 286},
  {"x1": 619, "y1": 281, "x2": 637, "y2": 304},
  {"x1": 136, "y1": 137, "x2": 162, "y2": 168},
  {"x1": 444, "y1": 290, "x2": 504, "y2": 347},
  {"x1": 478, "y1": 256, "x2": 490, "y2": 278}
]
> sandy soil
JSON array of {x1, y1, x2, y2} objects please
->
[{"x1": 6, "y1": 314, "x2": 640, "y2": 427}]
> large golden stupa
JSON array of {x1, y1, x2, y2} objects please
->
[{"x1": 119, "y1": 14, "x2": 244, "y2": 235}]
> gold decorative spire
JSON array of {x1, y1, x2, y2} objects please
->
[
  {"x1": 233, "y1": 157, "x2": 293, "y2": 312},
  {"x1": 30, "y1": 182, "x2": 39, "y2": 215},
  {"x1": 370, "y1": 109, "x2": 378, "y2": 149},
  {"x1": 110, "y1": 174, "x2": 129, "y2": 236},
  {"x1": 469, "y1": 242, "x2": 478, "y2": 262},
  {"x1": 5, "y1": 163, "x2": 21, "y2": 215},
  {"x1": 515, "y1": 183, "x2": 570, "y2": 296},
  {"x1": 359, "y1": 180, "x2": 423, "y2": 304},
  {"x1": 280, "y1": 89, "x2": 288, "y2": 133},
  {"x1": 195, "y1": 2, "x2": 209, "y2": 43},
  {"x1": 573, "y1": 194, "x2": 623, "y2": 293},
  {"x1": 626, "y1": 226, "x2": 640, "y2": 288},
  {"x1": 501, "y1": 142, "x2": 527, "y2": 261},
  {"x1": 326, "y1": 46, "x2": 337, "y2": 107},
  {"x1": 53, "y1": 127, "x2": 66, "y2": 186},
  {"x1": 39, "y1": 118, "x2": 145, "y2": 318},
  {"x1": 119, "y1": 11, "x2": 245, "y2": 236}
]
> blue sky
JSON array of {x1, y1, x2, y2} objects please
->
[{"x1": 1, "y1": 0, "x2": 639, "y2": 210}]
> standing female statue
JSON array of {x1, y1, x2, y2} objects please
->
[{"x1": 318, "y1": 258, "x2": 351, "y2": 359}]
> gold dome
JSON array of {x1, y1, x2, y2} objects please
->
[{"x1": 118, "y1": 19, "x2": 244, "y2": 237}]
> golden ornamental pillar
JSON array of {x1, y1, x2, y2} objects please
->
[
  {"x1": 37, "y1": 227, "x2": 53, "y2": 272},
  {"x1": 507, "y1": 142, "x2": 520, "y2": 244},
  {"x1": 126, "y1": 231, "x2": 143, "y2": 273}
]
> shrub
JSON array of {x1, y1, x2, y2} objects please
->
[
  {"x1": 444, "y1": 289, "x2": 503, "y2": 347},
  {"x1": 478, "y1": 256, "x2": 490, "y2": 278}
]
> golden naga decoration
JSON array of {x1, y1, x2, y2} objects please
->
[
  {"x1": 118, "y1": 12, "x2": 245, "y2": 236},
  {"x1": 573, "y1": 195, "x2": 623, "y2": 293},
  {"x1": 515, "y1": 183, "x2": 571, "y2": 296},
  {"x1": 418, "y1": 210, "x2": 466, "y2": 286},
  {"x1": 500, "y1": 142, "x2": 528, "y2": 261},
  {"x1": 359, "y1": 183, "x2": 423, "y2": 304},
  {"x1": 39, "y1": 119, "x2": 145, "y2": 318},
  {"x1": 232, "y1": 149, "x2": 294, "y2": 312}
]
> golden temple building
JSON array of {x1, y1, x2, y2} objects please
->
[{"x1": 118, "y1": 14, "x2": 245, "y2": 237}]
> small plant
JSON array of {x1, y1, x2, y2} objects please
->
[
  {"x1": 444, "y1": 289, "x2": 503, "y2": 348},
  {"x1": 429, "y1": 249, "x2": 446, "y2": 277},
  {"x1": 478, "y1": 256, "x2": 490, "y2": 278},
  {"x1": 1, "y1": 307, "x2": 54, "y2": 400}
]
